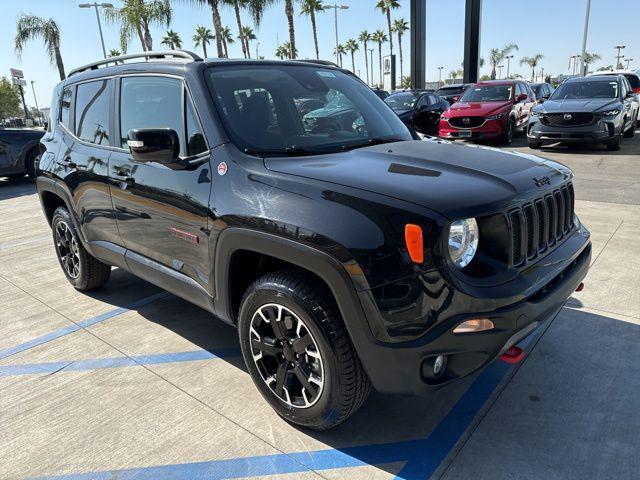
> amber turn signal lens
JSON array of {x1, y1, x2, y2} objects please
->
[
  {"x1": 405, "y1": 224, "x2": 424, "y2": 264},
  {"x1": 453, "y1": 318, "x2": 495, "y2": 334}
]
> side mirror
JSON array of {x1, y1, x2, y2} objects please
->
[
  {"x1": 516, "y1": 93, "x2": 528, "y2": 102},
  {"x1": 127, "y1": 128, "x2": 180, "y2": 165}
]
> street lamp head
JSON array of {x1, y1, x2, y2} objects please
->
[
  {"x1": 79, "y1": 3, "x2": 91, "y2": 7},
  {"x1": 339, "y1": 5, "x2": 349, "y2": 9},
  {"x1": 101, "y1": 3, "x2": 114, "y2": 7}
]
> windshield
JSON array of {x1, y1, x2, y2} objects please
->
[
  {"x1": 459, "y1": 85, "x2": 513, "y2": 102},
  {"x1": 437, "y1": 86, "x2": 465, "y2": 96},
  {"x1": 551, "y1": 80, "x2": 619, "y2": 100},
  {"x1": 384, "y1": 92, "x2": 420, "y2": 112},
  {"x1": 206, "y1": 65, "x2": 411, "y2": 155}
]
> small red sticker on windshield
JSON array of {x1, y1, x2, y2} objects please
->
[{"x1": 217, "y1": 162, "x2": 228, "y2": 176}]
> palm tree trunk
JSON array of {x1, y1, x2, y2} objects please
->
[
  {"x1": 143, "y1": 22, "x2": 153, "y2": 50},
  {"x1": 387, "y1": 11, "x2": 393, "y2": 56},
  {"x1": 285, "y1": 0, "x2": 296, "y2": 59},
  {"x1": 311, "y1": 10, "x2": 319, "y2": 60},
  {"x1": 363, "y1": 40, "x2": 369, "y2": 85},
  {"x1": 202, "y1": 42, "x2": 208, "y2": 58},
  {"x1": 378, "y1": 43, "x2": 383, "y2": 86},
  {"x1": 246, "y1": 38, "x2": 251, "y2": 59},
  {"x1": 208, "y1": 0, "x2": 224, "y2": 58},
  {"x1": 351, "y1": 52, "x2": 355, "y2": 72},
  {"x1": 397, "y1": 33, "x2": 403, "y2": 81},
  {"x1": 136, "y1": 25, "x2": 147, "y2": 52},
  {"x1": 54, "y1": 44, "x2": 66, "y2": 80},
  {"x1": 233, "y1": 1, "x2": 246, "y2": 59},
  {"x1": 531, "y1": 66, "x2": 535, "y2": 82}
]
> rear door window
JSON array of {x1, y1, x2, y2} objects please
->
[{"x1": 75, "y1": 79, "x2": 112, "y2": 146}]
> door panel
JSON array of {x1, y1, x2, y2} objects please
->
[{"x1": 110, "y1": 75, "x2": 212, "y2": 292}]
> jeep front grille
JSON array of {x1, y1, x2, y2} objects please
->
[{"x1": 508, "y1": 183, "x2": 575, "y2": 267}]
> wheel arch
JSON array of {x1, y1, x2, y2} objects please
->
[{"x1": 214, "y1": 228, "x2": 371, "y2": 343}]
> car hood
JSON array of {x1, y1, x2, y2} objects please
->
[
  {"x1": 540, "y1": 99, "x2": 620, "y2": 113},
  {"x1": 264, "y1": 139, "x2": 572, "y2": 219},
  {"x1": 448, "y1": 101, "x2": 512, "y2": 117}
]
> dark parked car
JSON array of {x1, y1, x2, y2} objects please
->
[
  {"x1": 439, "y1": 80, "x2": 537, "y2": 145},
  {"x1": 36, "y1": 51, "x2": 591, "y2": 430},
  {"x1": 385, "y1": 90, "x2": 449, "y2": 135},
  {"x1": 0, "y1": 128, "x2": 43, "y2": 180},
  {"x1": 530, "y1": 82, "x2": 554, "y2": 101},
  {"x1": 436, "y1": 83, "x2": 471, "y2": 105},
  {"x1": 372, "y1": 88, "x2": 390, "y2": 100},
  {"x1": 528, "y1": 75, "x2": 638, "y2": 150}
]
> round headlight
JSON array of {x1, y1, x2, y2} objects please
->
[{"x1": 448, "y1": 218, "x2": 479, "y2": 268}]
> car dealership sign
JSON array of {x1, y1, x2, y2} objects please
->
[{"x1": 382, "y1": 54, "x2": 396, "y2": 91}]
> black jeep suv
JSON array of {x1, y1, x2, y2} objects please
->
[{"x1": 36, "y1": 51, "x2": 591, "y2": 430}]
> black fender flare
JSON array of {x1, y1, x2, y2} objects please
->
[{"x1": 213, "y1": 227, "x2": 374, "y2": 347}]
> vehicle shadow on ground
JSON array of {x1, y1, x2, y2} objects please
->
[
  {"x1": 0, "y1": 177, "x2": 35, "y2": 200},
  {"x1": 80, "y1": 268, "x2": 485, "y2": 478},
  {"x1": 442, "y1": 306, "x2": 640, "y2": 479}
]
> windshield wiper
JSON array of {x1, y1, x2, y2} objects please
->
[
  {"x1": 340, "y1": 136, "x2": 405, "y2": 152},
  {"x1": 243, "y1": 146, "x2": 315, "y2": 157}
]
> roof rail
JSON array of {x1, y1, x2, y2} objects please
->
[
  {"x1": 68, "y1": 50, "x2": 202, "y2": 77},
  {"x1": 295, "y1": 59, "x2": 341, "y2": 68}
]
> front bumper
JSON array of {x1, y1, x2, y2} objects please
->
[
  {"x1": 439, "y1": 118, "x2": 504, "y2": 140},
  {"x1": 527, "y1": 117, "x2": 619, "y2": 144},
  {"x1": 351, "y1": 225, "x2": 591, "y2": 396}
]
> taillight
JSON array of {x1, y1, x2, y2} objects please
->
[
  {"x1": 633, "y1": 87, "x2": 640, "y2": 94},
  {"x1": 404, "y1": 224, "x2": 424, "y2": 264}
]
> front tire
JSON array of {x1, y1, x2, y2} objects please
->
[
  {"x1": 24, "y1": 147, "x2": 39, "y2": 179},
  {"x1": 501, "y1": 118, "x2": 515, "y2": 145},
  {"x1": 51, "y1": 207, "x2": 111, "y2": 290},
  {"x1": 606, "y1": 133, "x2": 622, "y2": 151},
  {"x1": 238, "y1": 270, "x2": 371, "y2": 430}
]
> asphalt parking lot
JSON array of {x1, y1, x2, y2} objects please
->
[{"x1": 1, "y1": 131, "x2": 639, "y2": 480}]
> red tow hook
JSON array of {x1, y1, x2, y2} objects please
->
[
  {"x1": 500, "y1": 345, "x2": 525, "y2": 364},
  {"x1": 575, "y1": 282, "x2": 585, "y2": 292}
]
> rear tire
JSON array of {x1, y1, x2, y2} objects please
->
[
  {"x1": 238, "y1": 270, "x2": 371, "y2": 431},
  {"x1": 24, "y1": 147, "x2": 39, "y2": 179},
  {"x1": 51, "y1": 207, "x2": 111, "y2": 290}
]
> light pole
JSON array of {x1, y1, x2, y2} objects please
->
[
  {"x1": 79, "y1": 2, "x2": 114, "y2": 59},
  {"x1": 505, "y1": 55, "x2": 514, "y2": 79},
  {"x1": 323, "y1": 4, "x2": 349, "y2": 66},
  {"x1": 571, "y1": 55, "x2": 581, "y2": 75},
  {"x1": 497, "y1": 64, "x2": 504, "y2": 79},
  {"x1": 30, "y1": 80, "x2": 40, "y2": 122},
  {"x1": 625, "y1": 58, "x2": 634, "y2": 69},
  {"x1": 369, "y1": 48, "x2": 374, "y2": 87},
  {"x1": 437, "y1": 66, "x2": 443, "y2": 87},
  {"x1": 615, "y1": 45, "x2": 626, "y2": 69},
  {"x1": 578, "y1": 0, "x2": 591, "y2": 76}
]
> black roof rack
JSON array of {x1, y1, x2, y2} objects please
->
[{"x1": 68, "y1": 50, "x2": 202, "y2": 77}]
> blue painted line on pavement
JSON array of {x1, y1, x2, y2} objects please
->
[
  {"x1": 29, "y1": 356, "x2": 519, "y2": 480},
  {"x1": 0, "y1": 292, "x2": 168, "y2": 361},
  {"x1": 0, "y1": 347, "x2": 241, "y2": 377}
]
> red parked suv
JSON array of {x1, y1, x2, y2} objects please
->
[{"x1": 439, "y1": 80, "x2": 537, "y2": 145}]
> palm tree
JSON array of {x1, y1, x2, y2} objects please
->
[
  {"x1": 240, "y1": 26, "x2": 256, "y2": 58},
  {"x1": 375, "y1": 0, "x2": 400, "y2": 57},
  {"x1": 187, "y1": 0, "x2": 224, "y2": 57},
  {"x1": 520, "y1": 54, "x2": 543, "y2": 81},
  {"x1": 392, "y1": 18, "x2": 408, "y2": 82},
  {"x1": 358, "y1": 30, "x2": 372, "y2": 85},
  {"x1": 109, "y1": 49, "x2": 122, "y2": 57},
  {"x1": 221, "y1": 0, "x2": 246, "y2": 58},
  {"x1": 334, "y1": 44, "x2": 346, "y2": 67},
  {"x1": 372, "y1": 29, "x2": 388, "y2": 86},
  {"x1": 284, "y1": 0, "x2": 297, "y2": 59},
  {"x1": 344, "y1": 39, "x2": 359, "y2": 73},
  {"x1": 400, "y1": 75, "x2": 411, "y2": 89},
  {"x1": 14, "y1": 15, "x2": 66, "y2": 80},
  {"x1": 582, "y1": 51, "x2": 601, "y2": 74},
  {"x1": 220, "y1": 26, "x2": 234, "y2": 58},
  {"x1": 275, "y1": 44, "x2": 289, "y2": 59},
  {"x1": 104, "y1": 0, "x2": 172, "y2": 52},
  {"x1": 193, "y1": 25, "x2": 214, "y2": 57},
  {"x1": 300, "y1": 0, "x2": 323, "y2": 60},
  {"x1": 161, "y1": 29, "x2": 182, "y2": 49},
  {"x1": 488, "y1": 48, "x2": 503, "y2": 80},
  {"x1": 449, "y1": 69, "x2": 463, "y2": 83}
]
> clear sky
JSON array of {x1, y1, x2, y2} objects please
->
[{"x1": 1, "y1": 0, "x2": 638, "y2": 109}]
